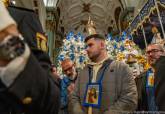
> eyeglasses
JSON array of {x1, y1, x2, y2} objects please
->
[
  {"x1": 146, "y1": 49, "x2": 163, "y2": 55},
  {"x1": 63, "y1": 64, "x2": 74, "y2": 73}
]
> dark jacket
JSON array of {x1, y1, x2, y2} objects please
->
[
  {"x1": 135, "y1": 72, "x2": 148, "y2": 111},
  {"x1": 155, "y1": 56, "x2": 165, "y2": 111},
  {"x1": 8, "y1": 6, "x2": 51, "y2": 70},
  {"x1": 0, "y1": 6, "x2": 60, "y2": 114},
  {"x1": 0, "y1": 54, "x2": 60, "y2": 114}
]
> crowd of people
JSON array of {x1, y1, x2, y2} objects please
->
[{"x1": 0, "y1": 1, "x2": 165, "y2": 114}]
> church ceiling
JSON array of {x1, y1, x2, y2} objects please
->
[{"x1": 56, "y1": 0, "x2": 123, "y2": 36}]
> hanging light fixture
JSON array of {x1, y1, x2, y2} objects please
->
[{"x1": 43, "y1": 0, "x2": 58, "y2": 7}]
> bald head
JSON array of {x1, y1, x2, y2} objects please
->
[
  {"x1": 146, "y1": 44, "x2": 164, "y2": 54},
  {"x1": 61, "y1": 58, "x2": 76, "y2": 77},
  {"x1": 146, "y1": 44, "x2": 165, "y2": 66},
  {"x1": 61, "y1": 58, "x2": 73, "y2": 67}
]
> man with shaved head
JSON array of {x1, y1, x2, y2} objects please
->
[
  {"x1": 59, "y1": 58, "x2": 77, "y2": 114},
  {"x1": 61, "y1": 58, "x2": 77, "y2": 80},
  {"x1": 136, "y1": 43, "x2": 165, "y2": 111},
  {"x1": 146, "y1": 44, "x2": 165, "y2": 66},
  {"x1": 146, "y1": 44, "x2": 165, "y2": 111}
]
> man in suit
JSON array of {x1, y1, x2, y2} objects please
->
[
  {"x1": 70, "y1": 34, "x2": 137, "y2": 114},
  {"x1": 0, "y1": 1, "x2": 60, "y2": 114}
]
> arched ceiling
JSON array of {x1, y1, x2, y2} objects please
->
[
  {"x1": 56, "y1": 0, "x2": 123, "y2": 36},
  {"x1": 11, "y1": 0, "x2": 146, "y2": 36}
]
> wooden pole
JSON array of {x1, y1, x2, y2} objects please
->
[
  {"x1": 88, "y1": 107, "x2": 92, "y2": 114},
  {"x1": 141, "y1": 24, "x2": 148, "y2": 48},
  {"x1": 139, "y1": 13, "x2": 148, "y2": 48}
]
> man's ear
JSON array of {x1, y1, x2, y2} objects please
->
[
  {"x1": 100, "y1": 41, "x2": 106, "y2": 49},
  {"x1": 73, "y1": 62, "x2": 76, "y2": 67}
]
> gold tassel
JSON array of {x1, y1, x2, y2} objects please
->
[{"x1": 151, "y1": 26, "x2": 158, "y2": 34}]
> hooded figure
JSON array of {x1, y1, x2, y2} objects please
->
[{"x1": 0, "y1": 1, "x2": 60, "y2": 114}]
